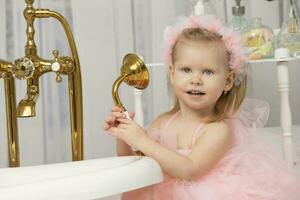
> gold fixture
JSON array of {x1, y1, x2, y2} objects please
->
[
  {"x1": 0, "y1": 0, "x2": 84, "y2": 166},
  {"x1": 0, "y1": 60, "x2": 20, "y2": 167},
  {"x1": 112, "y1": 53, "x2": 149, "y2": 156}
]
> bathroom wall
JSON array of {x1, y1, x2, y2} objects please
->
[
  {"x1": 0, "y1": 0, "x2": 299, "y2": 168},
  {"x1": 71, "y1": 0, "x2": 136, "y2": 160}
]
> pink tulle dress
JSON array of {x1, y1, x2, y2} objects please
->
[{"x1": 122, "y1": 99, "x2": 300, "y2": 200}]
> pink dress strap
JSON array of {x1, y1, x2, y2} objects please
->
[
  {"x1": 161, "y1": 111, "x2": 180, "y2": 132},
  {"x1": 191, "y1": 123, "x2": 204, "y2": 147}
]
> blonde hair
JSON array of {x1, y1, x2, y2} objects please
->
[{"x1": 168, "y1": 28, "x2": 247, "y2": 122}]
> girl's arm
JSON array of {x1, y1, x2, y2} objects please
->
[
  {"x1": 111, "y1": 118, "x2": 233, "y2": 181},
  {"x1": 141, "y1": 122, "x2": 232, "y2": 180},
  {"x1": 116, "y1": 139, "x2": 134, "y2": 156}
]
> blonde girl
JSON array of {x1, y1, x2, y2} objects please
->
[{"x1": 104, "y1": 15, "x2": 300, "y2": 200}]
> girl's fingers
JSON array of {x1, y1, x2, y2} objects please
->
[
  {"x1": 103, "y1": 123, "x2": 109, "y2": 130},
  {"x1": 105, "y1": 107, "x2": 134, "y2": 132},
  {"x1": 104, "y1": 115, "x2": 120, "y2": 130},
  {"x1": 116, "y1": 117, "x2": 132, "y2": 124},
  {"x1": 111, "y1": 107, "x2": 134, "y2": 119},
  {"x1": 107, "y1": 129, "x2": 117, "y2": 137},
  {"x1": 105, "y1": 115, "x2": 115, "y2": 123},
  {"x1": 117, "y1": 123, "x2": 129, "y2": 129},
  {"x1": 108, "y1": 127, "x2": 123, "y2": 138},
  {"x1": 111, "y1": 106, "x2": 122, "y2": 112},
  {"x1": 111, "y1": 111, "x2": 126, "y2": 119},
  {"x1": 129, "y1": 111, "x2": 135, "y2": 118}
]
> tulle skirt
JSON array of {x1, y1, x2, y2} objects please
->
[{"x1": 123, "y1": 146, "x2": 300, "y2": 200}]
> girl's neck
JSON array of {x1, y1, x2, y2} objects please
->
[{"x1": 179, "y1": 106, "x2": 215, "y2": 124}]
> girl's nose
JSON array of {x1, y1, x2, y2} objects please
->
[{"x1": 190, "y1": 73, "x2": 203, "y2": 85}]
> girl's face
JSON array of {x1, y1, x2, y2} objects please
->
[{"x1": 170, "y1": 40, "x2": 234, "y2": 114}]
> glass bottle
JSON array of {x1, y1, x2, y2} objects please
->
[
  {"x1": 243, "y1": 17, "x2": 274, "y2": 60},
  {"x1": 228, "y1": 0, "x2": 248, "y2": 32},
  {"x1": 193, "y1": 0, "x2": 217, "y2": 16},
  {"x1": 277, "y1": 0, "x2": 300, "y2": 57}
]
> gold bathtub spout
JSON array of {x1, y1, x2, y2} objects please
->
[
  {"x1": 17, "y1": 80, "x2": 39, "y2": 117},
  {"x1": 0, "y1": 60, "x2": 20, "y2": 167},
  {"x1": 18, "y1": 99, "x2": 36, "y2": 117}
]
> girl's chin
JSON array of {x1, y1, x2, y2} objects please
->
[
  {"x1": 182, "y1": 100, "x2": 215, "y2": 111},
  {"x1": 183, "y1": 102, "x2": 207, "y2": 110}
]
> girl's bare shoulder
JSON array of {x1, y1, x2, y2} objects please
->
[{"x1": 201, "y1": 120, "x2": 232, "y2": 140}]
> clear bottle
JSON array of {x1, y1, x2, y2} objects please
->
[
  {"x1": 277, "y1": 0, "x2": 300, "y2": 57},
  {"x1": 243, "y1": 17, "x2": 274, "y2": 60},
  {"x1": 193, "y1": 0, "x2": 217, "y2": 16},
  {"x1": 228, "y1": 0, "x2": 248, "y2": 32}
]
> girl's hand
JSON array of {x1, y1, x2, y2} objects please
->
[
  {"x1": 103, "y1": 106, "x2": 135, "y2": 131},
  {"x1": 108, "y1": 117, "x2": 148, "y2": 150}
]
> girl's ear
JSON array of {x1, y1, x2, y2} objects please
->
[
  {"x1": 169, "y1": 64, "x2": 175, "y2": 84},
  {"x1": 224, "y1": 71, "x2": 235, "y2": 91}
]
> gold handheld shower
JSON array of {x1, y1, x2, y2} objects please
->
[{"x1": 112, "y1": 53, "x2": 149, "y2": 156}]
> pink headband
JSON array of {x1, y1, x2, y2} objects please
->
[{"x1": 163, "y1": 15, "x2": 248, "y2": 85}]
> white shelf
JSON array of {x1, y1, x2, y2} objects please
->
[{"x1": 248, "y1": 57, "x2": 300, "y2": 64}]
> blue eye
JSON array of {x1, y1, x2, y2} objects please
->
[
  {"x1": 181, "y1": 67, "x2": 192, "y2": 73},
  {"x1": 203, "y1": 69, "x2": 214, "y2": 75}
]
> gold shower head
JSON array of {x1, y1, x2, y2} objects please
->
[
  {"x1": 121, "y1": 53, "x2": 149, "y2": 90},
  {"x1": 112, "y1": 53, "x2": 149, "y2": 111}
]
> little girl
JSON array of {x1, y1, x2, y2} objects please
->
[{"x1": 104, "y1": 15, "x2": 300, "y2": 200}]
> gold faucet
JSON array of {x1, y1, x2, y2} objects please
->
[{"x1": 1, "y1": 0, "x2": 84, "y2": 166}]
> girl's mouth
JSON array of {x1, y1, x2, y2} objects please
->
[{"x1": 186, "y1": 90, "x2": 205, "y2": 95}]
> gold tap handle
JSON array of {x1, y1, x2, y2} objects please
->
[
  {"x1": 51, "y1": 50, "x2": 63, "y2": 83},
  {"x1": 51, "y1": 50, "x2": 60, "y2": 71},
  {"x1": 13, "y1": 57, "x2": 35, "y2": 80}
]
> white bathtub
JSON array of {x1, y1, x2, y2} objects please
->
[{"x1": 0, "y1": 156, "x2": 163, "y2": 200}]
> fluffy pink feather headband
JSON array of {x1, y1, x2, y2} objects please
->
[{"x1": 163, "y1": 15, "x2": 248, "y2": 85}]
